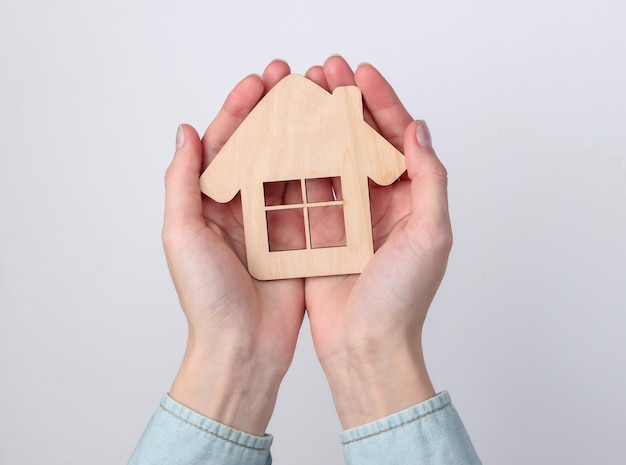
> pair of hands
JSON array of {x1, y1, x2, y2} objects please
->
[{"x1": 163, "y1": 56, "x2": 452, "y2": 435}]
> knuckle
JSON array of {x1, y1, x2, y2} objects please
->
[
  {"x1": 161, "y1": 223, "x2": 176, "y2": 249},
  {"x1": 413, "y1": 220, "x2": 453, "y2": 259},
  {"x1": 164, "y1": 164, "x2": 176, "y2": 186}
]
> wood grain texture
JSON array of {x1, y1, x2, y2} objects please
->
[{"x1": 199, "y1": 74, "x2": 406, "y2": 280}]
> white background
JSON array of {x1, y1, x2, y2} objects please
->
[{"x1": 1, "y1": 1, "x2": 625, "y2": 464}]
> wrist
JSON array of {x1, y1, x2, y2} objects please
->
[
  {"x1": 169, "y1": 335, "x2": 287, "y2": 436},
  {"x1": 321, "y1": 340, "x2": 435, "y2": 429}
]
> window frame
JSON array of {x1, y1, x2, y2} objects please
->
[{"x1": 264, "y1": 177, "x2": 346, "y2": 251}]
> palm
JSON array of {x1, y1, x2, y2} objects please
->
[
  {"x1": 195, "y1": 190, "x2": 304, "y2": 356},
  {"x1": 302, "y1": 58, "x2": 443, "y2": 363},
  {"x1": 165, "y1": 61, "x2": 307, "y2": 368},
  {"x1": 304, "y1": 179, "x2": 417, "y2": 357}
]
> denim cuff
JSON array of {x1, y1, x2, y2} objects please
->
[
  {"x1": 341, "y1": 391, "x2": 481, "y2": 465},
  {"x1": 341, "y1": 391, "x2": 453, "y2": 445},
  {"x1": 159, "y1": 394, "x2": 273, "y2": 451},
  {"x1": 128, "y1": 394, "x2": 273, "y2": 465}
]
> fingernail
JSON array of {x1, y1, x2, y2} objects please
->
[
  {"x1": 176, "y1": 125, "x2": 184, "y2": 149},
  {"x1": 416, "y1": 120, "x2": 432, "y2": 148}
]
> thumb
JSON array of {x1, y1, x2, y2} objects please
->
[
  {"x1": 403, "y1": 121, "x2": 453, "y2": 247},
  {"x1": 163, "y1": 124, "x2": 204, "y2": 230}
]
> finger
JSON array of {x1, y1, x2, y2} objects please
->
[
  {"x1": 322, "y1": 55, "x2": 356, "y2": 89},
  {"x1": 164, "y1": 125, "x2": 205, "y2": 232},
  {"x1": 323, "y1": 55, "x2": 379, "y2": 131},
  {"x1": 261, "y1": 59, "x2": 291, "y2": 93},
  {"x1": 202, "y1": 74, "x2": 265, "y2": 168},
  {"x1": 304, "y1": 65, "x2": 329, "y2": 91},
  {"x1": 403, "y1": 121, "x2": 452, "y2": 247},
  {"x1": 304, "y1": 176, "x2": 333, "y2": 203},
  {"x1": 205, "y1": 60, "x2": 292, "y2": 203},
  {"x1": 355, "y1": 63, "x2": 413, "y2": 151},
  {"x1": 263, "y1": 179, "x2": 304, "y2": 209},
  {"x1": 258, "y1": 60, "x2": 293, "y2": 201},
  {"x1": 302, "y1": 63, "x2": 344, "y2": 205}
]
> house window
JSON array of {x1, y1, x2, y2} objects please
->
[{"x1": 264, "y1": 177, "x2": 346, "y2": 252}]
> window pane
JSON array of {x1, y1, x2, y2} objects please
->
[
  {"x1": 305, "y1": 177, "x2": 343, "y2": 203},
  {"x1": 309, "y1": 205, "x2": 346, "y2": 249},
  {"x1": 267, "y1": 209, "x2": 306, "y2": 251},
  {"x1": 264, "y1": 180, "x2": 303, "y2": 206}
]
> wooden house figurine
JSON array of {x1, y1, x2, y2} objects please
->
[{"x1": 199, "y1": 74, "x2": 406, "y2": 280}]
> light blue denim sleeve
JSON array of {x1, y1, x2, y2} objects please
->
[
  {"x1": 128, "y1": 395, "x2": 273, "y2": 465},
  {"x1": 341, "y1": 391, "x2": 481, "y2": 465}
]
